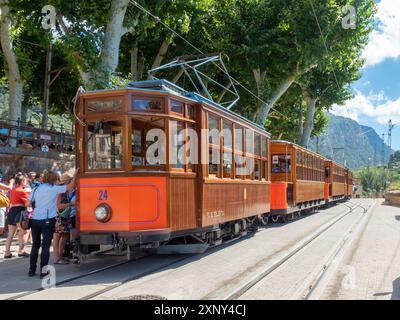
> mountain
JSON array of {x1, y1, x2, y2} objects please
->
[{"x1": 309, "y1": 113, "x2": 393, "y2": 170}]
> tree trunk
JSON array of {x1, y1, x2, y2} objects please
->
[
  {"x1": 138, "y1": 55, "x2": 145, "y2": 81},
  {"x1": 297, "y1": 100, "x2": 304, "y2": 144},
  {"x1": 130, "y1": 46, "x2": 138, "y2": 81},
  {"x1": 8, "y1": 79, "x2": 23, "y2": 123},
  {"x1": 172, "y1": 68, "x2": 184, "y2": 84},
  {"x1": 148, "y1": 38, "x2": 171, "y2": 79},
  {"x1": 251, "y1": 68, "x2": 266, "y2": 121},
  {"x1": 95, "y1": 0, "x2": 129, "y2": 88},
  {"x1": 300, "y1": 89, "x2": 318, "y2": 148},
  {"x1": 254, "y1": 74, "x2": 296, "y2": 125},
  {"x1": 0, "y1": 0, "x2": 24, "y2": 129},
  {"x1": 253, "y1": 63, "x2": 318, "y2": 125}
]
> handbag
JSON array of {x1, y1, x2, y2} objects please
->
[
  {"x1": 0, "y1": 191, "x2": 9, "y2": 208},
  {"x1": 19, "y1": 210, "x2": 31, "y2": 230},
  {"x1": 58, "y1": 206, "x2": 71, "y2": 219}
]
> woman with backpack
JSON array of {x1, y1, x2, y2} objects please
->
[
  {"x1": 25, "y1": 169, "x2": 78, "y2": 278},
  {"x1": 3, "y1": 174, "x2": 30, "y2": 259}
]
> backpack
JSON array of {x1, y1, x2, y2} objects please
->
[{"x1": 0, "y1": 191, "x2": 10, "y2": 208}]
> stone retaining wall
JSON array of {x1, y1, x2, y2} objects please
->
[
  {"x1": 384, "y1": 191, "x2": 400, "y2": 206},
  {"x1": 0, "y1": 148, "x2": 75, "y2": 177}
]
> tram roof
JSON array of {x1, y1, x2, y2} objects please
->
[
  {"x1": 271, "y1": 140, "x2": 350, "y2": 170},
  {"x1": 271, "y1": 140, "x2": 327, "y2": 159},
  {"x1": 126, "y1": 79, "x2": 267, "y2": 132}
]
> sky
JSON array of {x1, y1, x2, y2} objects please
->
[{"x1": 331, "y1": 0, "x2": 400, "y2": 150}]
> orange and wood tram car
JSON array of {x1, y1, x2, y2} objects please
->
[{"x1": 74, "y1": 80, "x2": 354, "y2": 256}]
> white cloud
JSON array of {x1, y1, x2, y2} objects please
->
[
  {"x1": 362, "y1": 0, "x2": 400, "y2": 67},
  {"x1": 331, "y1": 90, "x2": 400, "y2": 125}
]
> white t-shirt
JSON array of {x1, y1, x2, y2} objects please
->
[{"x1": 29, "y1": 184, "x2": 67, "y2": 220}]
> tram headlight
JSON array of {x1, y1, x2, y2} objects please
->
[{"x1": 94, "y1": 203, "x2": 112, "y2": 223}]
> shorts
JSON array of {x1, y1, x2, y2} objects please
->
[
  {"x1": 6, "y1": 206, "x2": 25, "y2": 226},
  {"x1": 0, "y1": 208, "x2": 5, "y2": 228}
]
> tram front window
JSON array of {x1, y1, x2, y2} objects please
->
[
  {"x1": 131, "y1": 117, "x2": 166, "y2": 169},
  {"x1": 87, "y1": 120, "x2": 123, "y2": 169}
]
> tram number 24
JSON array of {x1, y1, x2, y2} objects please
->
[{"x1": 98, "y1": 190, "x2": 109, "y2": 201}]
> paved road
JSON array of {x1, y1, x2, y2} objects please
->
[
  {"x1": 317, "y1": 200, "x2": 400, "y2": 300},
  {"x1": 1, "y1": 199, "x2": 398, "y2": 300}
]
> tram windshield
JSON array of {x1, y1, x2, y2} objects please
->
[{"x1": 87, "y1": 120, "x2": 123, "y2": 169}]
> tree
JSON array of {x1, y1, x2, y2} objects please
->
[
  {"x1": 296, "y1": 0, "x2": 376, "y2": 147},
  {"x1": 0, "y1": 0, "x2": 24, "y2": 123},
  {"x1": 390, "y1": 151, "x2": 400, "y2": 171}
]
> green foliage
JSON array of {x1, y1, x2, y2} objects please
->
[
  {"x1": 355, "y1": 167, "x2": 398, "y2": 196},
  {"x1": 1, "y1": 0, "x2": 376, "y2": 142},
  {"x1": 390, "y1": 151, "x2": 400, "y2": 171}
]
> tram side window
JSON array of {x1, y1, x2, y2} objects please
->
[
  {"x1": 171, "y1": 100, "x2": 184, "y2": 115},
  {"x1": 263, "y1": 160, "x2": 268, "y2": 180},
  {"x1": 172, "y1": 121, "x2": 185, "y2": 169},
  {"x1": 131, "y1": 117, "x2": 166, "y2": 168},
  {"x1": 132, "y1": 128, "x2": 144, "y2": 165},
  {"x1": 254, "y1": 159, "x2": 261, "y2": 180},
  {"x1": 223, "y1": 152, "x2": 233, "y2": 178},
  {"x1": 262, "y1": 136, "x2": 268, "y2": 158},
  {"x1": 209, "y1": 114, "x2": 220, "y2": 177},
  {"x1": 87, "y1": 120, "x2": 123, "y2": 170},
  {"x1": 209, "y1": 148, "x2": 220, "y2": 177},
  {"x1": 272, "y1": 154, "x2": 291, "y2": 173},
  {"x1": 132, "y1": 97, "x2": 163, "y2": 112}
]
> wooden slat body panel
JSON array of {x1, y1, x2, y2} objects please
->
[
  {"x1": 169, "y1": 176, "x2": 198, "y2": 232},
  {"x1": 295, "y1": 180, "x2": 325, "y2": 203},
  {"x1": 201, "y1": 181, "x2": 270, "y2": 227},
  {"x1": 332, "y1": 182, "x2": 346, "y2": 197}
]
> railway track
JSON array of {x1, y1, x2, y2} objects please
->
[
  {"x1": 6, "y1": 225, "x2": 252, "y2": 300},
  {"x1": 82, "y1": 200, "x2": 372, "y2": 300},
  {"x1": 221, "y1": 199, "x2": 376, "y2": 300},
  {"x1": 5, "y1": 199, "x2": 370, "y2": 300}
]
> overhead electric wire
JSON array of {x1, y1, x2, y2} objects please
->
[{"x1": 129, "y1": 0, "x2": 294, "y2": 124}]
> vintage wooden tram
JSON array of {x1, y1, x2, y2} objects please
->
[
  {"x1": 74, "y1": 79, "x2": 354, "y2": 256},
  {"x1": 269, "y1": 141, "x2": 327, "y2": 221},
  {"x1": 75, "y1": 80, "x2": 271, "y2": 254}
]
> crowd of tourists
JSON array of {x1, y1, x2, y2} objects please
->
[{"x1": 0, "y1": 168, "x2": 78, "y2": 279}]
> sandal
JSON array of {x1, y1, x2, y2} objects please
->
[
  {"x1": 4, "y1": 253, "x2": 13, "y2": 259},
  {"x1": 18, "y1": 252, "x2": 30, "y2": 258}
]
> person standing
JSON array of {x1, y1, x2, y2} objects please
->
[
  {"x1": 0, "y1": 177, "x2": 13, "y2": 238},
  {"x1": 3, "y1": 174, "x2": 30, "y2": 258},
  {"x1": 53, "y1": 173, "x2": 74, "y2": 264},
  {"x1": 25, "y1": 169, "x2": 78, "y2": 278}
]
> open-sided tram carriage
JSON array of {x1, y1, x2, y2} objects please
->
[{"x1": 75, "y1": 80, "x2": 271, "y2": 255}]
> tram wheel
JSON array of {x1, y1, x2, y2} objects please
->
[
  {"x1": 260, "y1": 215, "x2": 269, "y2": 225},
  {"x1": 271, "y1": 215, "x2": 280, "y2": 223}
]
